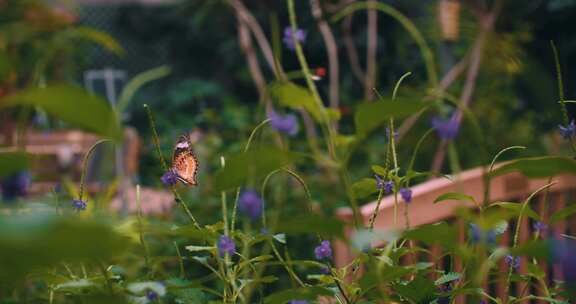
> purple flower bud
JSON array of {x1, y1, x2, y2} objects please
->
[
  {"x1": 217, "y1": 235, "x2": 236, "y2": 257},
  {"x1": 505, "y1": 255, "x2": 520, "y2": 269},
  {"x1": 374, "y1": 174, "x2": 384, "y2": 189},
  {"x1": 1, "y1": 171, "x2": 31, "y2": 201},
  {"x1": 160, "y1": 170, "x2": 178, "y2": 186},
  {"x1": 268, "y1": 111, "x2": 299, "y2": 136},
  {"x1": 374, "y1": 175, "x2": 394, "y2": 194},
  {"x1": 146, "y1": 290, "x2": 158, "y2": 301},
  {"x1": 238, "y1": 189, "x2": 264, "y2": 220},
  {"x1": 399, "y1": 188, "x2": 412, "y2": 203},
  {"x1": 72, "y1": 199, "x2": 87, "y2": 211},
  {"x1": 283, "y1": 27, "x2": 306, "y2": 51},
  {"x1": 469, "y1": 223, "x2": 497, "y2": 245},
  {"x1": 385, "y1": 127, "x2": 399, "y2": 141},
  {"x1": 314, "y1": 240, "x2": 332, "y2": 260},
  {"x1": 320, "y1": 266, "x2": 331, "y2": 274},
  {"x1": 431, "y1": 116, "x2": 459, "y2": 140},
  {"x1": 533, "y1": 221, "x2": 547, "y2": 233},
  {"x1": 558, "y1": 120, "x2": 576, "y2": 139},
  {"x1": 384, "y1": 181, "x2": 394, "y2": 194}
]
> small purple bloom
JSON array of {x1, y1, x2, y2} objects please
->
[
  {"x1": 238, "y1": 189, "x2": 264, "y2": 220},
  {"x1": 217, "y1": 235, "x2": 236, "y2": 257},
  {"x1": 374, "y1": 175, "x2": 393, "y2": 194},
  {"x1": 289, "y1": 301, "x2": 309, "y2": 304},
  {"x1": 320, "y1": 266, "x2": 331, "y2": 274},
  {"x1": 533, "y1": 221, "x2": 548, "y2": 233},
  {"x1": 0, "y1": 171, "x2": 31, "y2": 201},
  {"x1": 160, "y1": 170, "x2": 178, "y2": 186},
  {"x1": 385, "y1": 127, "x2": 399, "y2": 141},
  {"x1": 146, "y1": 290, "x2": 158, "y2": 301},
  {"x1": 283, "y1": 26, "x2": 306, "y2": 51},
  {"x1": 374, "y1": 174, "x2": 384, "y2": 189},
  {"x1": 558, "y1": 120, "x2": 576, "y2": 139},
  {"x1": 505, "y1": 255, "x2": 520, "y2": 269},
  {"x1": 384, "y1": 181, "x2": 394, "y2": 194},
  {"x1": 431, "y1": 116, "x2": 459, "y2": 140},
  {"x1": 72, "y1": 199, "x2": 87, "y2": 211},
  {"x1": 314, "y1": 240, "x2": 332, "y2": 260},
  {"x1": 268, "y1": 111, "x2": 299, "y2": 136},
  {"x1": 399, "y1": 188, "x2": 412, "y2": 203},
  {"x1": 469, "y1": 223, "x2": 497, "y2": 245}
]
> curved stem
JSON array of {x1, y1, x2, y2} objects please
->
[{"x1": 78, "y1": 139, "x2": 112, "y2": 202}]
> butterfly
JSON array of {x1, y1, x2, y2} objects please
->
[{"x1": 171, "y1": 134, "x2": 199, "y2": 186}]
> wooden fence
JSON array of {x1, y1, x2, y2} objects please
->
[{"x1": 334, "y1": 165, "x2": 576, "y2": 302}]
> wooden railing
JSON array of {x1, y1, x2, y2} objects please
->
[{"x1": 334, "y1": 165, "x2": 576, "y2": 302}]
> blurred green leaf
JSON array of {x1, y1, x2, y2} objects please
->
[
  {"x1": 511, "y1": 240, "x2": 550, "y2": 260},
  {"x1": 275, "y1": 214, "x2": 345, "y2": 238},
  {"x1": 434, "y1": 192, "x2": 477, "y2": 205},
  {"x1": 72, "y1": 27, "x2": 124, "y2": 56},
  {"x1": 489, "y1": 156, "x2": 576, "y2": 178},
  {"x1": 0, "y1": 152, "x2": 28, "y2": 178},
  {"x1": 270, "y1": 81, "x2": 324, "y2": 122},
  {"x1": 355, "y1": 99, "x2": 427, "y2": 135},
  {"x1": 352, "y1": 178, "x2": 378, "y2": 200},
  {"x1": 213, "y1": 146, "x2": 295, "y2": 191},
  {"x1": 371, "y1": 165, "x2": 387, "y2": 176},
  {"x1": 392, "y1": 276, "x2": 436, "y2": 303},
  {"x1": 435, "y1": 272, "x2": 461, "y2": 285},
  {"x1": 490, "y1": 202, "x2": 541, "y2": 221},
  {"x1": 0, "y1": 214, "x2": 129, "y2": 281},
  {"x1": 264, "y1": 286, "x2": 332, "y2": 304},
  {"x1": 404, "y1": 222, "x2": 457, "y2": 248},
  {"x1": 360, "y1": 265, "x2": 413, "y2": 289},
  {"x1": 550, "y1": 203, "x2": 576, "y2": 224},
  {"x1": 1, "y1": 84, "x2": 122, "y2": 140}
]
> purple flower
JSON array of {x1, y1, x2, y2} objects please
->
[
  {"x1": 375, "y1": 175, "x2": 394, "y2": 194},
  {"x1": 146, "y1": 290, "x2": 158, "y2": 301},
  {"x1": 283, "y1": 26, "x2": 306, "y2": 51},
  {"x1": 438, "y1": 284, "x2": 452, "y2": 304},
  {"x1": 217, "y1": 235, "x2": 236, "y2": 257},
  {"x1": 399, "y1": 188, "x2": 412, "y2": 203},
  {"x1": 558, "y1": 120, "x2": 576, "y2": 139},
  {"x1": 319, "y1": 266, "x2": 331, "y2": 274},
  {"x1": 72, "y1": 199, "x2": 87, "y2": 211},
  {"x1": 384, "y1": 181, "x2": 394, "y2": 194},
  {"x1": 269, "y1": 111, "x2": 299, "y2": 136},
  {"x1": 160, "y1": 170, "x2": 178, "y2": 186},
  {"x1": 0, "y1": 171, "x2": 31, "y2": 201},
  {"x1": 289, "y1": 301, "x2": 309, "y2": 304},
  {"x1": 314, "y1": 240, "x2": 332, "y2": 260},
  {"x1": 374, "y1": 174, "x2": 384, "y2": 189},
  {"x1": 533, "y1": 221, "x2": 548, "y2": 233},
  {"x1": 469, "y1": 223, "x2": 497, "y2": 245},
  {"x1": 431, "y1": 116, "x2": 459, "y2": 140},
  {"x1": 238, "y1": 189, "x2": 264, "y2": 220},
  {"x1": 505, "y1": 255, "x2": 520, "y2": 269},
  {"x1": 386, "y1": 127, "x2": 399, "y2": 142}
]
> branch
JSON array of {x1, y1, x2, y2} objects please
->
[
  {"x1": 365, "y1": 0, "x2": 378, "y2": 100},
  {"x1": 237, "y1": 18, "x2": 270, "y2": 109},
  {"x1": 342, "y1": 13, "x2": 366, "y2": 84},
  {"x1": 310, "y1": 0, "x2": 340, "y2": 111}
]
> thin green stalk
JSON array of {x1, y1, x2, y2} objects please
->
[
  {"x1": 173, "y1": 241, "x2": 185, "y2": 279},
  {"x1": 220, "y1": 156, "x2": 229, "y2": 236},
  {"x1": 136, "y1": 185, "x2": 150, "y2": 274},
  {"x1": 550, "y1": 41, "x2": 576, "y2": 153},
  {"x1": 503, "y1": 182, "x2": 556, "y2": 302},
  {"x1": 78, "y1": 139, "x2": 111, "y2": 202},
  {"x1": 143, "y1": 104, "x2": 201, "y2": 229}
]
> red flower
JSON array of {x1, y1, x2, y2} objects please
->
[{"x1": 315, "y1": 67, "x2": 326, "y2": 78}]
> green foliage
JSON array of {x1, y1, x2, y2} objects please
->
[
  {"x1": 1, "y1": 84, "x2": 122, "y2": 140},
  {"x1": 489, "y1": 156, "x2": 576, "y2": 178},
  {"x1": 354, "y1": 98, "x2": 428, "y2": 135},
  {"x1": 0, "y1": 152, "x2": 28, "y2": 178}
]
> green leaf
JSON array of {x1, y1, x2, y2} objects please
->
[
  {"x1": 355, "y1": 98, "x2": 427, "y2": 135},
  {"x1": 371, "y1": 165, "x2": 387, "y2": 176},
  {"x1": 275, "y1": 214, "x2": 345, "y2": 238},
  {"x1": 360, "y1": 265, "x2": 413, "y2": 289},
  {"x1": 491, "y1": 202, "x2": 541, "y2": 221},
  {"x1": 1, "y1": 84, "x2": 122, "y2": 140},
  {"x1": 0, "y1": 152, "x2": 28, "y2": 178},
  {"x1": 351, "y1": 178, "x2": 378, "y2": 200},
  {"x1": 393, "y1": 277, "x2": 437, "y2": 303},
  {"x1": 273, "y1": 233, "x2": 286, "y2": 244},
  {"x1": 434, "y1": 272, "x2": 461, "y2": 285},
  {"x1": 550, "y1": 203, "x2": 576, "y2": 224},
  {"x1": 264, "y1": 287, "x2": 332, "y2": 304},
  {"x1": 184, "y1": 245, "x2": 215, "y2": 252},
  {"x1": 213, "y1": 146, "x2": 295, "y2": 191},
  {"x1": 489, "y1": 156, "x2": 576, "y2": 178},
  {"x1": 510, "y1": 240, "x2": 550, "y2": 260},
  {"x1": 0, "y1": 214, "x2": 129, "y2": 282},
  {"x1": 270, "y1": 81, "x2": 324, "y2": 122},
  {"x1": 434, "y1": 192, "x2": 477, "y2": 205},
  {"x1": 73, "y1": 27, "x2": 124, "y2": 56},
  {"x1": 404, "y1": 222, "x2": 457, "y2": 248}
]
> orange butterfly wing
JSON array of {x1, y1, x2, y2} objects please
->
[{"x1": 172, "y1": 135, "x2": 199, "y2": 186}]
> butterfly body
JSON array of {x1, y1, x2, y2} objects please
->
[{"x1": 171, "y1": 134, "x2": 199, "y2": 186}]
